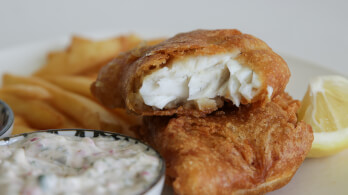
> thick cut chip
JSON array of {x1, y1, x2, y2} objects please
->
[
  {"x1": 0, "y1": 84, "x2": 51, "y2": 100},
  {"x1": 140, "y1": 93, "x2": 313, "y2": 195},
  {"x1": 43, "y1": 76, "x2": 95, "y2": 99},
  {"x1": 12, "y1": 115, "x2": 35, "y2": 134},
  {"x1": 34, "y1": 35, "x2": 141, "y2": 76},
  {"x1": 92, "y1": 29, "x2": 290, "y2": 117},
  {"x1": 2, "y1": 74, "x2": 132, "y2": 135},
  {"x1": 0, "y1": 93, "x2": 64, "y2": 129}
]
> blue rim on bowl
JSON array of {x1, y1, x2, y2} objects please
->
[
  {"x1": 0, "y1": 129, "x2": 166, "y2": 195},
  {"x1": 0, "y1": 99, "x2": 14, "y2": 137}
]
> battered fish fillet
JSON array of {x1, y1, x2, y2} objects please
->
[
  {"x1": 140, "y1": 93, "x2": 313, "y2": 195},
  {"x1": 91, "y1": 29, "x2": 290, "y2": 117}
]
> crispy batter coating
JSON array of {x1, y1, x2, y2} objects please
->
[
  {"x1": 140, "y1": 93, "x2": 313, "y2": 195},
  {"x1": 91, "y1": 29, "x2": 290, "y2": 116}
]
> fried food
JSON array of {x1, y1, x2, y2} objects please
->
[
  {"x1": 92, "y1": 29, "x2": 290, "y2": 117},
  {"x1": 12, "y1": 115, "x2": 35, "y2": 134},
  {"x1": 0, "y1": 93, "x2": 65, "y2": 129},
  {"x1": 140, "y1": 93, "x2": 313, "y2": 195},
  {"x1": 34, "y1": 35, "x2": 142, "y2": 76},
  {"x1": 0, "y1": 84, "x2": 51, "y2": 100},
  {"x1": 43, "y1": 75, "x2": 95, "y2": 99},
  {"x1": 1, "y1": 34, "x2": 147, "y2": 136},
  {"x1": 3, "y1": 74, "x2": 136, "y2": 136}
]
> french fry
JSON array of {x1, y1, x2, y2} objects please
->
[
  {"x1": 146, "y1": 38, "x2": 166, "y2": 46},
  {"x1": 14, "y1": 115, "x2": 30, "y2": 126},
  {"x1": 0, "y1": 81, "x2": 84, "y2": 130},
  {"x1": 12, "y1": 126, "x2": 35, "y2": 135},
  {"x1": 3, "y1": 74, "x2": 128, "y2": 132},
  {"x1": 1, "y1": 34, "x2": 149, "y2": 137},
  {"x1": 12, "y1": 115, "x2": 35, "y2": 134},
  {"x1": 78, "y1": 37, "x2": 165, "y2": 79},
  {"x1": 58, "y1": 117, "x2": 84, "y2": 129},
  {"x1": 112, "y1": 108, "x2": 142, "y2": 126},
  {"x1": 0, "y1": 93, "x2": 64, "y2": 129},
  {"x1": 0, "y1": 84, "x2": 51, "y2": 100},
  {"x1": 34, "y1": 35, "x2": 141, "y2": 76},
  {"x1": 118, "y1": 34, "x2": 143, "y2": 49},
  {"x1": 81, "y1": 71, "x2": 99, "y2": 80},
  {"x1": 43, "y1": 76, "x2": 95, "y2": 99}
]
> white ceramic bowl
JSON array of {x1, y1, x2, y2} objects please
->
[
  {"x1": 0, "y1": 99, "x2": 13, "y2": 138},
  {"x1": 0, "y1": 129, "x2": 165, "y2": 195}
]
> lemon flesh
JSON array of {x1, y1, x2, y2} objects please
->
[{"x1": 298, "y1": 75, "x2": 348, "y2": 158}]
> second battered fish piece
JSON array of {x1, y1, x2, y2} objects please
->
[
  {"x1": 92, "y1": 29, "x2": 290, "y2": 117},
  {"x1": 140, "y1": 93, "x2": 313, "y2": 195}
]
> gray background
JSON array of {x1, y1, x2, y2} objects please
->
[{"x1": 0, "y1": 0, "x2": 347, "y2": 74}]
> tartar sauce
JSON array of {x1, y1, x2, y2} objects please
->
[{"x1": 0, "y1": 132, "x2": 161, "y2": 195}]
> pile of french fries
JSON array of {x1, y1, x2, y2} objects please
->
[{"x1": 0, "y1": 34, "x2": 164, "y2": 136}]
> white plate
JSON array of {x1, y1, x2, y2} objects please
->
[{"x1": 0, "y1": 37, "x2": 347, "y2": 195}]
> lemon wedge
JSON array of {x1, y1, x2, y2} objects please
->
[{"x1": 298, "y1": 75, "x2": 348, "y2": 158}]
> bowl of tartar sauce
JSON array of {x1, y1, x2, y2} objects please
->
[
  {"x1": 0, "y1": 99, "x2": 14, "y2": 138},
  {"x1": 0, "y1": 129, "x2": 165, "y2": 195}
]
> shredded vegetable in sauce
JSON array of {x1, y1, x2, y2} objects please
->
[{"x1": 0, "y1": 133, "x2": 161, "y2": 195}]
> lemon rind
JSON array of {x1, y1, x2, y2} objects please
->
[{"x1": 307, "y1": 127, "x2": 348, "y2": 158}]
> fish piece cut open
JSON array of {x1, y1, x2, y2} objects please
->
[
  {"x1": 92, "y1": 29, "x2": 290, "y2": 116},
  {"x1": 140, "y1": 52, "x2": 267, "y2": 110}
]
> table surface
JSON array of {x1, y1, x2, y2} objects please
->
[{"x1": 0, "y1": 0, "x2": 347, "y2": 74}]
